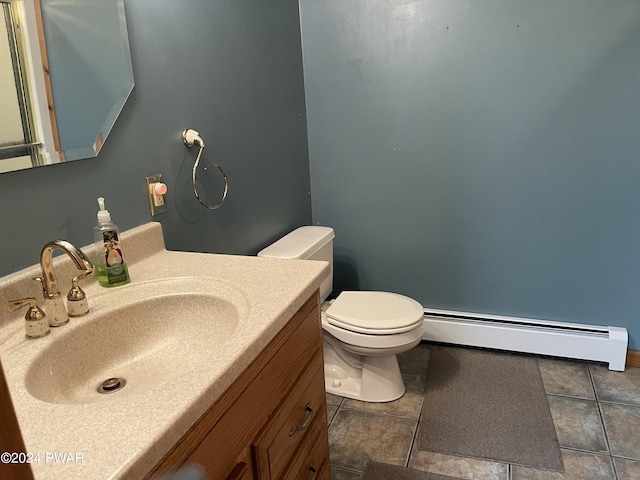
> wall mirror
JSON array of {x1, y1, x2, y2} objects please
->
[{"x1": 0, "y1": 0, "x2": 134, "y2": 174}]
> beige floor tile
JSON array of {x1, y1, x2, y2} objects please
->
[
  {"x1": 590, "y1": 365, "x2": 640, "y2": 405},
  {"x1": 408, "y1": 446, "x2": 508, "y2": 480},
  {"x1": 613, "y1": 457, "x2": 640, "y2": 480},
  {"x1": 398, "y1": 342, "x2": 433, "y2": 375},
  {"x1": 328, "y1": 408, "x2": 417, "y2": 472},
  {"x1": 538, "y1": 358, "x2": 595, "y2": 399},
  {"x1": 512, "y1": 449, "x2": 615, "y2": 480},
  {"x1": 547, "y1": 395, "x2": 608, "y2": 453},
  {"x1": 600, "y1": 403, "x2": 640, "y2": 460},
  {"x1": 340, "y1": 373, "x2": 425, "y2": 420}
]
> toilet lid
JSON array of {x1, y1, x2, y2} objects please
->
[{"x1": 325, "y1": 291, "x2": 424, "y2": 333}]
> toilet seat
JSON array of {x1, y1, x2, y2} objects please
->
[
  {"x1": 322, "y1": 314, "x2": 424, "y2": 350},
  {"x1": 325, "y1": 291, "x2": 424, "y2": 334}
]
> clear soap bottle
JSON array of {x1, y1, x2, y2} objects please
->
[{"x1": 94, "y1": 197, "x2": 131, "y2": 287}]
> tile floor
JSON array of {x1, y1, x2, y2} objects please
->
[{"x1": 326, "y1": 343, "x2": 640, "y2": 480}]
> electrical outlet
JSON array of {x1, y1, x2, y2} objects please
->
[
  {"x1": 152, "y1": 187, "x2": 165, "y2": 207},
  {"x1": 145, "y1": 174, "x2": 168, "y2": 216}
]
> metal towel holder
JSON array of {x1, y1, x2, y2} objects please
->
[{"x1": 182, "y1": 128, "x2": 228, "y2": 210}]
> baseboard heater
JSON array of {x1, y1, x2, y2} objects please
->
[{"x1": 421, "y1": 308, "x2": 628, "y2": 371}]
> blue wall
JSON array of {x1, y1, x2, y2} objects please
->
[
  {"x1": 2, "y1": 0, "x2": 639, "y2": 351},
  {"x1": 300, "y1": 0, "x2": 640, "y2": 349},
  {"x1": 0, "y1": 0, "x2": 311, "y2": 273}
]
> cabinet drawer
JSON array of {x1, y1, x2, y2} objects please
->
[
  {"x1": 170, "y1": 297, "x2": 322, "y2": 479},
  {"x1": 254, "y1": 354, "x2": 326, "y2": 479},
  {"x1": 281, "y1": 410, "x2": 330, "y2": 480}
]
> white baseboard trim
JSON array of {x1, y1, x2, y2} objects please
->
[{"x1": 421, "y1": 308, "x2": 628, "y2": 371}]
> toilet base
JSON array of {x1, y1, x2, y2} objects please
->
[{"x1": 323, "y1": 337, "x2": 406, "y2": 402}]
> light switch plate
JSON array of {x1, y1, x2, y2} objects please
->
[{"x1": 145, "y1": 174, "x2": 167, "y2": 216}]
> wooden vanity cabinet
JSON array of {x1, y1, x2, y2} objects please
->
[{"x1": 147, "y1": 291, "x2": 331, "y2": 480}]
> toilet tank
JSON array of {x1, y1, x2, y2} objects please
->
[{"x1": 257, "y1": 226, "x2": 335, "y2": 301}]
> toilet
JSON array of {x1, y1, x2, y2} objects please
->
[{"x1": 258, "y1": 226, "x2": 424, "y2": 402}]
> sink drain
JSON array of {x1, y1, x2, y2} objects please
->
[{"x1": 97, "y1": 377, "x2": 126, "y2": 394}]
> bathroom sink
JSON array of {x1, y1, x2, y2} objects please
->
[
  {"x1": 24, "y1": 277, "x2": 249, "y2": 405},
  {"x1": 0, "y1": 223, "x2": 331, "y2": 480}
]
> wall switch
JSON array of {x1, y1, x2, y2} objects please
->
[{"x1": 145, "y1": 174, "x2": 168, "y2": 216}]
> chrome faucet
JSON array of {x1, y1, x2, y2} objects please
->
[{"x1": 34, "y1": 240, "x2": 95, "y2": 325}]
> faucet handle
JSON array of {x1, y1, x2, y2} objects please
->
[
  {"x1": 5, "y1": 298, "x2": 50, "y2": 339},
  {"x1": 66, "y1": 271, "x2": 92, "y2": 317}
]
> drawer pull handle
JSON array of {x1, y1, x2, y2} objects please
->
[
  {"x1": 309, "y1": 464, "x2": 318, "y2": 480},
  {"x1": 227, "y1": 461, "x2": 248, "y2": 480},
  {"x1": 289, "y1": 402, "x2": 314, "y2": 437}
]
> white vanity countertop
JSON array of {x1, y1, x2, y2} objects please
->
[{"x1": 0, "y1": 222, "x2": 330, "y2": 480}]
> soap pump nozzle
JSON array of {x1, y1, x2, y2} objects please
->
[{"x1": 97, "y1": 197, "x2": 112, "y2": 224}]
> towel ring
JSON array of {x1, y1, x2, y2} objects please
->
[{"x1": 183, "y1": 129, "x2": 228, "y2": 210}]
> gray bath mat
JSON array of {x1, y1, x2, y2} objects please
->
[
  {"x1": 363, "y1": 461, "x2": 463, "y2": 480},
  {"x1": 418, "y1": 346, "x2": 563, "y2": 471}
]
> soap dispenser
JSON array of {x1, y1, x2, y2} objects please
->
[
  {"x1": 94, "y1": 197, "x2": 131, "y2": 287},
  {"x1": 5, "y1": 298, "x2": 50, "y2": 339}
]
